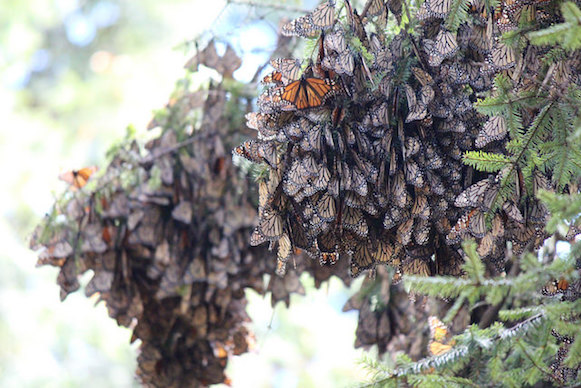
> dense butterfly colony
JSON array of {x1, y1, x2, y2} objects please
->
[
  {"x1": 239, "y1": 0, "x2": 578, "y2": 280},
  {"x1": 30, "y1": 42, "x2": 361, "y2": 387},
  {"x1": 28, "y1": 0, "x2": 581, "y2": 384}
]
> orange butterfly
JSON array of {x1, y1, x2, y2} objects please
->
[
  {"x1": 428, "y1": 316, "x2": 455, "y2": 356},
  {"x1": 58, "y1": 166, "x2": 98, "y2": 189},
  {"x1": 262, "y1": 71, "x2": 284, "y2": 84},
  {"x1": 281, "y1": 76, "x2": 336, "y2": 110}
]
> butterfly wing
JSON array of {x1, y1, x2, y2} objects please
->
[{"x1": 59, "y1": 166, "x2": 98, "y2": 189}]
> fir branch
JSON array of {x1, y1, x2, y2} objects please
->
[
  {"x1": 392, "y1": 346, "x2": 471, "y2": 376},
  {"x1": 499, "y1": 313, "x2": 544, "y2": 340},
  {"x1": 528, "y1": 2, "x2": 581, "y2": 50},
  {"x1": 498, "y1": 306, "x2": 544, "y2": 322},
  {"x1": 444, "y1": 0, "x2": 470, "y2": 32},
  {"x1": 515, "y1": 338, "x2": 555, "y2": 380},
  {"x1": 462, "y1": 151, "x2": 511, "y2": 173}
]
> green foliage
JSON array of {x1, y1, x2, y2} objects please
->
[
  {"x1": 378, "y1": 243, "x2": 581, "y2": 387},
  {"x1": 528, "y1": 2, "x2": 581, "y2": 50},
  {"x1": 462, "y1": 151, "x2": 511, "y2": 172},
  {"x1": 444, "y1": 0, "x2": 470, "y2": 32}
]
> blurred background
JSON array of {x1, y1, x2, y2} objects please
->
[{"x1": 0, "y1": 0, "x2": 369, "y2": 386}]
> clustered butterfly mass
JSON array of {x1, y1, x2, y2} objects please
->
[
  {"x1": 239, "y1": 0, "x2": 557, "y2": 279},
  {"x1": 31, "y1": 42, "x2": 358, "y2": 386}
]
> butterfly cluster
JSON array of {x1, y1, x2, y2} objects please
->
[
  {"x1": 31, "y1": 41, "x2": 354, "y2": 387},
  {"x1": 241, "y1": 0, "x2": 563, "y2": 281}
]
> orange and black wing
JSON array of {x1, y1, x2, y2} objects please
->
[
  {"x1": 281, "y1": 78, "x2": 334, "y2": 110},
  {"x1": 59, "y1": 166, "x2": 98, "y2": 189}
]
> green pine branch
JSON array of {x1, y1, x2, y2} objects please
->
[
  {"x1": 462, "y1": 151, "x2": 511, "y2": 172},
  {"x1": 528, "y1": 2, "x2": 581, "y2": 51}
]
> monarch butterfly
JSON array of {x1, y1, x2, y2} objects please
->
[
  {"x1": 405, "y1": 93, "x2": 427, "y2": 123},
  {"x1": 384, "y1": 206, "x2": 409, "y2": 229},
  {"x1": 476, "y1": 115, "x2": 507, "y2": 148},
  {"x1": 411, "y1": 66, "x2": 434, "y2": 86},
  {"x1": 391, "y1": 172, "x2": 408, "y2": 208},
  {"x1": 414, "y1": 218, "x2": 431, "y2": 245},
  {"x1": 281, "y1": 120, "x2": 303, "y2": 141},
  {"x1": 477, "y1": 233, "x2": 496, "y2": 257},
  {"x1": 491, "y1": 213, "x2": 505, "y2": 238},
  {"x1": 397, "y1": 218, "x2": 414, "y2": 245},
  {"x1": 312, "y1": 164, "x2": 331, "y2": 191},
  {"x1": 503, "y1": 201, "x2": 524, "y2": 223},
  {"x1": 350, "y1": 239, "x2": 375, "y2": 277},
  {"x1": 343, "y1": 206, "x2": 368, "y2": 237},
  {"x1": 489, "y1": 41, "x2": 516, "y2": 70},
  {"x1": 447, "y1": 208, "x2": 484, "y2": 243},
  {"x1": 468, "y1": 209, "x2": 487, "y2": 237},
  {"x1": 270, "y1": 58, "x2": 302, "y2": 81},
  {"x1": 468, "y1": 25, "x2": 491, "y2": 54},
  {"x1": 301, "y1": 154, "x2": 319, "y2": 178},
  {"x1": 299, "y1": 123, "x2": 323, "y2": 152},
  {"x1": 422, "y1": 0, "x2": 452, "y2": 19},
  {"x1": 262, "y1": 71, "x2": 284, "y2": 85},
  {"x1": 428, "y1": 316, "x2": 455, "y2": 356},
  {"x1": 246, "y1": 112, "x2": 285, "y2": 140},
  {"x1": 496, "y1": 10, "x2": 517, "y2": 33},
  {"x1": 281, "y1": 0, "x2": 335, "y2": 37},
  {"x1": 402, "y1": 256, "x2": 431, "y2": 276},
  {"x1": 322, "y1": 51, "x2": 355, "y2": 76},
  {"x1": 280, "y1": 76, "x2": 336, "y2": 110},
  {"x1": 345, "y1": 0, "x2": 368, "y2": 44},
  {"x1": 344, "y1": 191, "x2": 364, "y2": 209},
  {"x1": 364, "y1": 0, "x2": 386, "y2": 17},
  {"x1": 288, "y1": 215, "x2": 312, "y2": 250},
  {"x1": 284, "y1": 162, "x2": 309, "y2": 196},
  {"x1": 424, "y1": 30, "x2": 458, "y2": 67},
  {"x1": 363, "y1": 0, "x2": 388, "y2": 28},
  {"x1": 402, "y1": 137, "x2": 421, "y2": 159},
  {"x1": 328, "y1": 176, "x2": 340, "y2": 197},
  {"x1": 533, "y1": 170, "x2": 550, "y2": 193},
  {"x1": 369, "y1": 101, "x2": 390, "y2": 127},
  {"x1": 530, "y1": 201, "x2": 548, "y2": 224},
  {"x1": 315, "y1": 192, "x2": 337, "y2": 221},
  {"x1": 424, "y1": 144, "x2": 443, "y2": 170},
  {"x1": 324, "y1": 31, "x2": 347, "y2": 53},
  {"x1": 233, "y1": 140, "x2": 278, "y2": 167},
  {"x1": 258, "y1": 180, "x2": 271, "y2": 212},
  {"x1": 351, "y1": 167, "x2": 368, "y2": 197},
  {"x1": 404, "y1": 159, "x2": 425, "y2": 187},
  {"x1": 435, "y1": 29, "x2": 459, "y2": 58},
  {"x1": 277, "y1": 233, "x2": 292, "y2": 268},
  {"x1": 454, "y1": 178, "x2": 495, "y2": 208},
  {"x1": 59, "y1": 166, "x2": 99, "y2": 189},
  {"x1": 259, "y1": 206, "x2": 285, "y2": 242},
  {"x1": 352, "y1": 154, "x2": 378, "y2": 183},
  {"x1": 373, "y1": 238, "x2": 394, "y2": 263},
  {"x1": 426, "y1": 171, "x2": 445, "y2": 196},
  {"x1": 412, "y1": 194, "x2": 431, "y2": 220}
]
